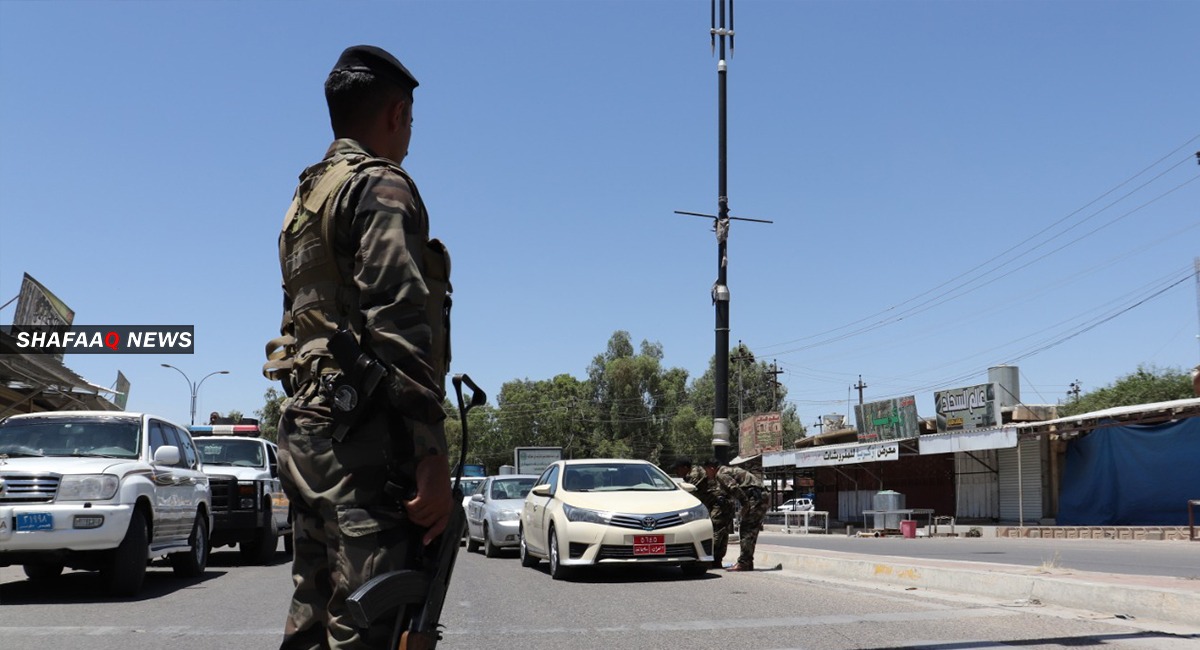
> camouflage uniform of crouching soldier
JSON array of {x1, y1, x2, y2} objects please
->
[
  {"x1": 263, "y1": 45, "x2": 454, "y2": 650},
  {"x1": 669, "y1": 458, "x2": 737, "y2": 569},
  {"x1": 712, "y1": 460, "x2": 768, "y2": 571}
]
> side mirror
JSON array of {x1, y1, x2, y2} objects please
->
[
  {"x1": 471, "y1": 493, "x2": 484, "y2": 502},
  {"x1": 531, "y1": 484, "x2": 551, "y2": 498},
  {"x1": 679, "y1": 482, "x2": 697, "y2": 493},
  {"x1": 153, "y1": 446, "x2": 181, "y2": 465}
]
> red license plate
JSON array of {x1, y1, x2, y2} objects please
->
[{"x1": 633, "y1": 534, "x2": 665, "y2": 556}]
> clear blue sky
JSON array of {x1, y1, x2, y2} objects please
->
[{"x1": 2, "y1": 0, "x2": 1197, "y2": 431}]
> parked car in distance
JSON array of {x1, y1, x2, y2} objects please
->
[
  {"x1": 466, "y1": 474, "x2": 538, "y2": 557},
  {"x1": 519, "y1": 459, "x2": 713, "y2": 580},
  {"x1": 190, "y1": 425, "x2": 292, "y2": 563},
  {"x1": 0, "y1": 411, "x2": 212, "y2": 596},
  {"x1": 778, "y1": 498, "x2": 814, "y2": 512}
]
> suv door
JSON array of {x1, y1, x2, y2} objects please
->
[
  {"x1": 263, "y1": 442, "x2": 289, "y2": 528},
  {"x1": 149, "y1": 419, "x2": 189, "y2": 542},
  {"x1": 171, "y1": 424, "x2": 210, "y2": 528}
]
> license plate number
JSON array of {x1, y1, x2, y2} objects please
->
[
  {"x1": 16, "y1": 512, "x2": 53, "y2": 531},
  {"x1": 633, "y1": 534, "x2": 664, "y2": 556}
]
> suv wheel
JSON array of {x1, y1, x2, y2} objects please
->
[
  {"x1": 241, "y1": 503, "x2": 279, "y2": 565},
  {"x1": 103, "y1": 509, "x2": 148, "y2": 596},
  {"x1": 23, "y1": 563, "x2": 64, "y2": 582},
  {"x1": 170, "y1": 513, "x2": 209, "y2": 577}
]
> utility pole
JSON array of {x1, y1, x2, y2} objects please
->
[
  {"x1": 812, "y1": 418, "x2": 824, "y2": 436},
  {"x1": 765, "y1": 359, "x2": 783, "y2": 410},
  {"x1": 732, "y1": 341, "x2": 753, "y2": 428},
  {"x1": 854, "y1": 375, "x2": 868, "y2": 405},
  {"x1": 1068, "y1": 380, "x2": 1082, "y2": 402},
  {"x1": 674, "y1": 0, "x2": 772, "y2": 463}
]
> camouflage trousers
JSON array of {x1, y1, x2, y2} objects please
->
[
  {"x1": 277, "y1": 394, "x2": 421, "y2": 650},
  {"x1": 736, "y1": 490, "x2": 769, "y2": 567},
  {"x1": 709, "y1": 502, "x2": 735, "y2": 567}
]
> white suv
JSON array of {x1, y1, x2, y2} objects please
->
[{"x1": 0, "y1": 411, "x2": 212, "y2": 595}]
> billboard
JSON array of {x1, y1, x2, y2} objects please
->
[
  {"x1": 113, "y1": 371, "x2": 131, "y2": 410},
  {"x1": 514, "y1": 446, "x2": 562, "y2": 476},
  {"x1": 12, "y1": 273, "x2": 75, "y2": 361},
  {"x1": 854, "y1": 396, "x2": 919, "y2": 443},
  {"x1": 934, "y1": 382, "x2": 1000, "y2": 432},
  {"x1": 738, "y1": 412, "x2": 783, "y2": 457}
]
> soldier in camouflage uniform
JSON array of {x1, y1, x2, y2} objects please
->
[
  {"x1": 710, "y1": 459, "x2": 768, "y2": 571},
  {"x1": 670, "y1": 457, "x2": 737, "y2": 569},
  {"x1": 264, "y1": 45, "x2": 452, "y2": 650}
]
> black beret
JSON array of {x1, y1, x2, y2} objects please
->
[{"x1": 330, "y1": 45, "x2": 419, "y2": 91}]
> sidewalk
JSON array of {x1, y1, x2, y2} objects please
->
[{"x1": 753, "y1": 532, "x2": 1200, "y2": 628}]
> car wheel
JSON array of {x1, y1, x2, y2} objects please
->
[
  {"x1": 681, "y1": 561, "x2": 708, "y2": 578},
  {"x1": 103, "y1": 509, "x2": 148, "y2": 596},
  {"x1": 466, "y1": 529, "x2": 481, "y2": 553},
  {"x1": 548, "y1": 527, "x2": 570, "y2": 581},
  {"x1": 170, "y1": 513, "x2": 209, "y2": 578},
  {"x1": 23, "y1": 563, "x2": 64, "y2": 582},
  {"x1": 483, "y1": 523, "x2": 500, "y2": 558},
  {"x1": 241, "y1": 504, "x2": 279, "y2": 565},
  {"x1": 519, "y1": 526, "x2": 538, "y2": 568}
]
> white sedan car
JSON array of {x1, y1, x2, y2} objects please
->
[
  {"x1": 466, "y1": 474, "x2": 538, "y2": 557},
  {"x1": 519, "y1": 459, "x2": 713, "y2": 580}
]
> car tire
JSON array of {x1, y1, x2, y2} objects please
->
[
  {"x1": 519, "y1": 526, "x2": 538, "y2": 568},
  {"x1": 466, "y1": 531, "x2": 481, "y2": 554},
  {"x1": 483, "y1": 523, "x2": 500, "y2": 558},
  {"x1": 548, "y1": 527, "x2": 571, "y2": 581},
  {"x1": 103, "y1": 508, "x2": 148, "y2": 596},
  {"x1": 170, "y1": 513, "x2": 209, "y2": 578},
  {"x1": 23, "y1": 563, "x2": 64, "y2": 582},
  {"x1": 681, "y1": 561, "x2": 708, "y2": 578},
  {"x1": 241, "y1": 504, "x2": 279, "y2": 565}
]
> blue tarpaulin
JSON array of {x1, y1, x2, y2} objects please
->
[{"x1": 1058, "y1": 417, "x2": 1200, "y2": 526}]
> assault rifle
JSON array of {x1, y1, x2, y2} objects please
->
[{"x1": 345, "y1": 373, "x2": 485, "y2": 650}]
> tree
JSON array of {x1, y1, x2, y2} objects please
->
[
  {"x1": 1059, "y1": 364, "x2": 1194, "y2": 417},
  {"x1": 255, "y1": 387, "x2": 286, "y2": 442}
]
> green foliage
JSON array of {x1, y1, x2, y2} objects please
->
[
  {"x1": 254, "y1": 387, "x2": 285, "y2": 442},
  {"x1": 1059, "y1": 364, "x2": 1194, "y2": 417}
]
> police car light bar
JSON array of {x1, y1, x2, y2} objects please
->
[{"x1": 188, "y1": 424, "x2": 261, "y2": 436}]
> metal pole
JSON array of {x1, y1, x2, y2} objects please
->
[{"x1": 712, "y1": 0, "x2": 732, "y2": 462}]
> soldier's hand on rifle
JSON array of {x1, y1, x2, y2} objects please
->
[{"x1": 405, "y1": 453, "x2": 452, "y2": 546}]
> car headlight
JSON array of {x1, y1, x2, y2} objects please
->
[
  {"x1": 563, "y1": 503, "x2": 614, "y2": 525},
  {"x1": 57, "y1": 474, "x2": 119, "y2": 501},
  {"x1": 677, "y1": 503, "x2": 709, "y2": 523},
  {"x1": 497, "y1": 508, "x2": 521, "y2": 522}
]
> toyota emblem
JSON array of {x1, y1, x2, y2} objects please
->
[{"x1": 641, "y1": 516, "x2": 656, "y2": 530}]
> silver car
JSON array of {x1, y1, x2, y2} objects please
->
[{"x1": 466, "y1": 475, "x2": 538, "y2": 557}]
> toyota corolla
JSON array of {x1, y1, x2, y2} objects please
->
[{"x1": 518, "y1": 459, "x2": 713, "y2": 580}]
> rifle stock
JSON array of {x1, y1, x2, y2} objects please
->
[{"x1": 344, "y1": 373, "x2": 483, "y2": 650}]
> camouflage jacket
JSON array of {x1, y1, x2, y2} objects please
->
[
  {"x1": 718, "y1": 465, "x2": 763, "y2": 490},
  {"x1": 686, "y1": 466, "x2": 742, "y2": 508},
  {"x1": 277, "y1": 139, "x2": 447, "y2": 459}
]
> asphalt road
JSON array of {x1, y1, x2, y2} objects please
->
[
  {"x1": 2, "y1": 540, "x2": 1198, "y2": 649},
  {"x1": 763, "y1": 531, "x2": 1200, "y2": 579}
]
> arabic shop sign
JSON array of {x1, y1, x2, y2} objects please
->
[
  {"x1": 854, "y1": 396, "x2": 919, "y2": 443},
  {"x1": 934, "y1": 382, "x2": 1000, "y2": 432},
  {"x1": 795, "y1": 441, "x2": 900, "y2": 468}
]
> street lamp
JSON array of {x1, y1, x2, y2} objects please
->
[{"x1": 161, "y1": 364, "x2": 230, "y2": 425}]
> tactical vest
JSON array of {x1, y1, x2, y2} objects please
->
[{"x1": 263, "y1": 152, "x2": 451, "y2": 397}]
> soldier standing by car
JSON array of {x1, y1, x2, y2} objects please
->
[
  {"x1": 263, "y1": 44, "x2": 453, "y2": 649},
  {"x1": 670, "y1": 457, "x2": 737, "y2": 569},
  {"x1": 710, "y1": 459, "x2": 768, "y2": 572}
]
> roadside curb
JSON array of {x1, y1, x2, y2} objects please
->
[{"x1": 755, "y1": 543, "x2": 1200, "y2": 628}]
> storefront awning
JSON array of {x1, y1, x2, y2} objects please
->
[{"x1": 918, "y1": 426, "x2": 1017, "y2": 454}]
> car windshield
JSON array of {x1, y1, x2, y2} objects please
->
[
  {"x1": 562, "y1": 463, "x2": 677, "y2": 492},
  {"x1": 196, "y1": 439, "x2": 264, "y2": 467},
  {"x1": 490, "y1": 477, "x2": 536, "y2": 500},
  {"x1": 459, "y1": 478, "x2": 486, "y2": 496},
  {"x1": 0, "y1": 418, "x2": 140, "y2": 459}
]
